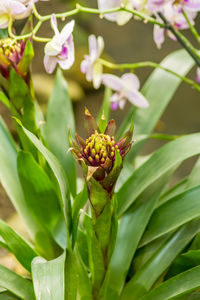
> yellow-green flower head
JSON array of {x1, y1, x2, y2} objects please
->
[
  {"x1": 0, "y1": 38, "x2": 26, "y2": 78},
  {"x1": 83, "y1": 130, "x2": 119, "y2": 166},
  {"x1": 69, "y1": 108, "x2": 133, "y2": 187}
]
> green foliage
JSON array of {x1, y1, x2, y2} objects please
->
[{"x1": 44, "y1": 69, "x2": 76, "y2": 197}]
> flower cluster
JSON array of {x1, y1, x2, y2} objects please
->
[
  {"x1": 80, "y1": 35, "x2": 149, "y2": 110},
  {"x1": 70, "y1": 108, "x2": 133, "y2": 188},
  {"x1": 0, "y1": 0, "x2": 46, "y2": 29},
  {"x1": 97, "y1": 0, "x2": 200, "y2": 47},
  {"x1": 44, "y1": 15, "x2": 75, "y2": 74}
]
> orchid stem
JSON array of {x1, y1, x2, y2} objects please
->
[
  {"x1": 182, "y1": 10, "x2": 200, "y2": 45},
  {"x1": 158, "y1": 12, "x2": 200, "y2": 67},
  {"x1": 99, "y1": 58, "x2": 200, "y2": 92}
]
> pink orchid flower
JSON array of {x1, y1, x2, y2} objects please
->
[
  {"x1": 81, "y1": 35, "x2": 104, "y2": 89},
  {"x1": 97, "y1": 0, "x2": 133, "y2": 26},
  {"x1": 196, "y1": 68, "x2": 200, "y2": 84},
  {"x1": 44, "y1": 14, "x2": 75, "y2": 74},
  {"x1": 102, "y1": 73, "x2": 149, "y2": 110},
  {"x1": 152, "y1": 3, "x2": 196, "y2": 48},
  {"x1": 0, "y1": 0, "x2": 29, "y2": 28}
]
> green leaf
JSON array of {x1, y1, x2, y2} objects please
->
[
  {"x1": 140, "y1": 186, "x2": 200, "y2": 247},
  {"x1": 44, "y1": 69, "x2": 76, "y2": 197},
  {"x1": 105, "y1": 171, "x2": 172, "y2": 299},
  {"x1": 0, "y1": 264, "x2": 35, "y2": 300},
  {"x1": 75, "y1": 246, "x2": 93, "y2": 300},
  {"x1": 17, "y1": 41, "x2": 34, "y2": 75},
  {"x1": 0, "y1": 117, "x2": 39, "y2": 237},
  {"x1": 16, "y1": 120, "x2": 71, "y2": 249},
  {"x1": 32, "y1": 253, "x2": 66, "y2": 300},
  {"x1": 159, "y1": 156, "x2": 200, "y2": 206},
  {"x1": 17, "y1": 151, "x2": 62, "y2": 258},
  {"x1": 121, "y1": 219, "x2": 200, "y2": 300},
  {"x1": 0, "y1": 291, "x2": 19, "y2": 300},
  {"x1": 72, "y1": 184, "x2": 88, "y2": 246},
  {"x1": 0, "y1": 219, "x2": 37, "y2": 272},
  {"x1": 0, "y1": 29, "x2": 8, "y2": 38},
  {"x1": 17, "y1": 151, "x2": 61, "y2": 236},
  {"x1": 0, "y1": 91, "x2": 10, "y2": 108},
  {"x1": 9, "y1": 68, "x2": 37, "y2": 134},
  {"x1": 117, "y1": 133, "x2": 200, "y2": 216},
  {"x1": 117, "y1": 49, "x2": 194, "y2": 140},
  {"x1": 141, "y1": 266, "x2": 200, "y2": 300},
  {"x1": 166, "y1": 249, "x2": 200, "y2": 280},
  {"x1": 84, "y1": 215, "x2": 105, "y2": 294}
]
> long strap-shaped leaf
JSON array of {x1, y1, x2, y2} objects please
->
[
  {"x1": 44, "y1": 69, "x2": 77, "y2": 197},
  {"x1": 141, "y1": 265, "x2": 200, "y2": 300},
  {"x1": 117, "y1": 49, "x2": 194, "y2": 140},
  {"x1": 0, "y1": 117, "x2": 39, "y2": 237},
  {"x1": 104, "y1": 171, "x2": 173, "y2": 300},
  {"x1": 16, "y1": 120, "x2": 71, "y2": 249},
  {"x1": 140, "y1": 185, "x2": 200, "y2": 247},
  {"x1": 17, "y1": 151, "x2": 61, "y2": 242},
  {"x1": 117, "y1": 133, "x2": 200, "y2": 215},
  {"x1": 32, "y1": 253, "x2": 65, "y2": 300},
  {"x1": 0, "y1": 219, "x2": 37, "y2": 272},
  {"x1": 0, "y1": 264, "x2": 35, "y2": 300},
  {"x1": 121, "y1": 219, "x2": 200, "y2": 300}
]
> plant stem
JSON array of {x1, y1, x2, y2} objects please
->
[
  {"x1": 99, "y1": 58, "x2": 200, "y2": 92},
  {"x1": 158, "y1": 12, "x2": 200, "y2": 67},
  {"x1": 182, "y1": 10, "x2": 200, "y2": 45}
]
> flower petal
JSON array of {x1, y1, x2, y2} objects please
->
[
  {"x1": 7, "y1": 1, "x2": 27, "y2": 16},
  {"x1": 92, "y1": 61, "x2": 103, "y2": 89},
  {"x1": 51, "y1": 14, "x2": 59, "y2": 35},
  {"x1": 116, "y1": 11, "x2": 132, "y2": 26},
  {"x1": 96, "y1": 36, "x2": 104, "y2": 57},
  {"x1": 43, "y1": 55, "x2": 57, "y2": 73},
  {"x1": 127, "y1": 89, "x2": 149, "y2": 108},
  {"x1": 89, "y1": 35, "x2": 97, "y2": 58},
  {"x1": 105, "y1": 120, "x2": 116, "y2": 136},
  {"x1": 84, "y1": 108, "x2": 99, "y2": 137},
  {"x1": 60, "y1": 20, "x2": 75, "y2": 42},
  {"x1": 119, "y1": 99, "x2": 126, "y2": 109},
  {"x1": 44, "y1": 37, "x2": 62, "y2": 56},
  {"x1": 122, "y1": 73, "x2": 140, "y2": 91},
  {"x1": 102, "y1": 74, "x2": 123, "y2": 92},
  {"x1": 195, "y1": 67, "x2": 200, "y2": 84},
  {"x1": 0, "y1": 14, "x2": 9, "y2": 29},
  {"x1": 153, "y1": 25, "x2": 165, "y2": 49},
  {"x1": 58, "y1": 39, "x2": 75, "y2": 70}
]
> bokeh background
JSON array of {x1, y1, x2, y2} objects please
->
[{"x1": 0, "y1": 0, "x2": 200, "y2": 271}]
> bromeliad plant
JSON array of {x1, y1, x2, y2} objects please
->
[{"x1": 0, "y1": 1, "x2": 200, "y2": 300}]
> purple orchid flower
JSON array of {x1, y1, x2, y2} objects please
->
[
  {"x1": 81, "y1": 35, "x2": 104, "y2": 89},
  {"x1": 102, "y1": 73, "x2": 149, "y2": 110},
  {"x1": 44, "y1": 14, "x2": 75, "y2": 74},
  {"x1": 97, "y1": 0, "x2": 133, "y2": 25}
]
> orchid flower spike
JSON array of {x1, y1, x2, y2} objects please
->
[
  {"x1": 44, "y1": 14, "x2": 75, "y2": 74},
  {"x1": 81, "y1": 35, "x2": 104, "y2": 89},
  {"x1": 102, "y1": 73, "x2": 149, "y2": 110}
]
